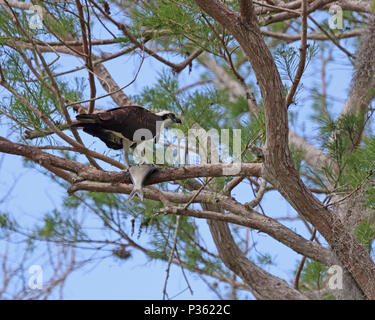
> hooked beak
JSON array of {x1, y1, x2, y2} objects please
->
[{"x1": 173, "y1": 117, "x2": 182, "y2": 124}]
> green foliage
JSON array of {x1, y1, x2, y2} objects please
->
[
  {"x1": 298, "y1": 259, "x2": 327, "y2": 290},
  {"x1": 274, "y1": 43, "x2": 318, "y2": 82},
  {"x1": 333, "y1": 135, "x2": 375, "y2": 204},
  {"x1": 0, "y1": 49, "x2": 84, "y2": 139},
  {"x1": 275, "y1": 46, "x2": 301, "y2": 82},
  {"x1": 355, "y1": 217, "x2": 375, "y2": 253},
  {"x1": 133, "y1": 72, "x2": 181, "y2": 112},
  {"x1": 0, "y1": 212, "x2": 14, "y2": 231},
  {"x1": 319, "y1": 113, "x2": 364, "y2": 165},
  {"x1": 133, "y1": 71, "x2": 227, "y2": 132},
  {"x1": 131, "y1": 1, "x2": 203, "y2": 38},
  {"x1": 132, "y1": 70, "x2": 265, "y2": 167},
  {"x1": 143, "y1": 212, "x2": 224, "y2": 274},
  {"x1": 35, "y1": 209, "x2": 87, "y2": 241},
  {"x1": 342, "y1": 10, "x2": 367, "y2": 30},
  {"x1": 269, "y1": 21, "x2": 288, "y2": 33},
  {"x1": 257, "y1": 253, "x2": 275, "y2": 267},
  {"x1": 290, "y1": 144, "x2": 306, "y2": 172},
  {"x1": 63, "y1": 194, "x2": 82, "y2": 209},
  {"x1": 0, "y1": 9, "x2": 20, "y2": 37},
  {"x1": 88, "y1": 192, "x2": 120, "y2": 210},
  {"x1": 227, "y1": 95, "x2": 249, "y2": 119},
  {"x1": 77, "y1": 188, "x2": 223, "y2": 274},
  {"x1": 129, "y1": 0, "x2": 225, "y2": 54},
  {"x1": 273, "y1": 43, "x2": 318, "y2": 105},
  {"x1": 42, "y1": 3, "x2": 79, "y2": 37},
  {"x1": 0, "y1": 0, "x2": 85, "y2": 140}
]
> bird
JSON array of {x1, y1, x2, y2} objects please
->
[{"x1": 71, "y1": 105, "x2": 182, "y2": 167}]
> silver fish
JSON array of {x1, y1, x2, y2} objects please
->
[{"x1": 127, "y1": 164, "x2": 156, "y2": 202}]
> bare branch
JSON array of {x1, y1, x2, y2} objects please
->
[
  {"x1": 75, "y1": 0, "x2": 97, "y2": 114},
  {"x1": 163, "y1": 215, "x2": 182, "y2": 300},
  {"x1": 245, "y1": 177, "x2": 267, "y2": 208},
  {"x1": 285, "y1": 0, "x2": 308, "y2": 108}
]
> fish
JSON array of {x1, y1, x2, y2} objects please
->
[{"x1": 127, "y1": 164, "x2": 157, "y2": 202}]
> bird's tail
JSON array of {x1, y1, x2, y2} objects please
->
[
  {"x1": 71, "y1": 114, "x2": 99, "y2": 128},
  {"x1": 76, "y1": 114, "x2": 99, "y2": 121},
  {"x1": 73, "y1": 114, "x2": 99, "y2": 126},
  {"x1": 127, "y1": 188, "x2": 144, "y2": 202}
]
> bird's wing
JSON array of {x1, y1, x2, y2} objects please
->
[{"x1": 82, "y1": 125, "x2": 123, "y2": 150}]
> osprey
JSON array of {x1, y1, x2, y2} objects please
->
[{"x1": 72, "y1": 105, "x2": 182, "y2": 167}]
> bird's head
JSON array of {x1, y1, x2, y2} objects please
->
[{"x1": 156, "y1": 110, "x2": 182, "y2": 127}]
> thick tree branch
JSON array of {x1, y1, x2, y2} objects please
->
[
  {"x1": 239, "y1": 0, "x2": 255, "y2": 25},
  {"x1": 160, "y1": 205, "x2": 332, "y2": 266},
  {"x1": 0, "y1": 139, "x2": 262, "y2": 184},
  {"x1": 203, "y1": 203, "x2": 309, "y2": 299},
  {"x1": 259, "y1": 0, "x2": 336, "y2": 25},
  {"x1": 67, "y1": 177, "x2": 333, "y2": 266},
  {"x1": 341, "y1": 15, "x2": 375, "y2": 117},
  {"x1": 262, "y1": 28, "x2": 365, "y2": 43}
]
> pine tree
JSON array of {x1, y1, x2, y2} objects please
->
[{"x1": 0, "y1": 0, "x2": 374, "y2": 300}]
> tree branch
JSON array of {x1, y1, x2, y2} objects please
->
[
  {"x1": 285, "y1": 0, "x2": 308, "y2": 108},
  {"x1": 69, "y1": 179, "x2": 333, "y2": 265},
  {"x1": 193, "y1": 0, "x2": 375, "y2": 299}
]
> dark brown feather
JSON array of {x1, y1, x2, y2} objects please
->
[{"x1": 81, "y1": 125, "x2": 123, "y2": 150}]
